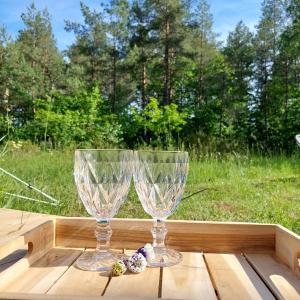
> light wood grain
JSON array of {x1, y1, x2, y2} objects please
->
[
  {"x1": 0, "y1": 248, "x2": 82, "y2": 293},
  {"x1": 0, "y1": 236, "x2": 26, "y2": 261},
  {"x1": 0, "y1": 209, "x2": 50, "y2": 245},
  {"x1": 161, "y1": 252, "x2": 216, "y2": 300},
  {"x1": 55, "y1": 217, "x2": 275, "y2": 253},
  {"x1": 1, "y1": 209, "x2": 300, "y2": 300},
  {"x1": 275, "y1": 225, "x2": 300, "y2": 275},
  {"x1": 47, "y1": 250, "x2": 109, "y2": 296},
  {"x1": 0, "y1": 220, "x2": 55, "y2": 265},
  {"x1": 205, "y1": 253, "x2": 275, "y2": 300},
  {"x1": 0, "y1": 293, "x2": 161, "y2": 300},
  {"x1": 0, "y1": 249, "x2": 27, "y2": 273},
  {"x1": 0, "y1": 221, "x2": 55, "y2": 286},
  {"x1": 105, "y1": 268, "x2": 160, "y2": 298},
  {"x1": 245, "y1": 253, "x2": 300, "y2": 300},
  {"x1": 104, "y1": 250, "x2": 160, "y2": 298}
]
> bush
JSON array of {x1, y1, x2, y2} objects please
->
[
  {"x1": 126, "y1": 97, "x2": 187, "y2": 148},
  {"x1": 23, "y1": 87, "x2": 123, "y2": 148}
]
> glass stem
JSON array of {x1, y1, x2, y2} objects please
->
[
  {"x1": 151, "y1": 219, "x2": 167, "y2": 248},
  {"x1": 95, "y1": 220, "x2": 112, "y2": 253}
]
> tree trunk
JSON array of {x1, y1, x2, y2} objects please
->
[
  {"x1": 263, "y1": 57, "x2": 269, "y2": 150},
  {"x1": 284, "y1": 58, "x2": 289, "y2": 124},
  {"x1": 163, "y1": 21, "x2": 171, "y2": 105},
  {"x1": 141, "y1": 60, "x2": 147, "y2": 109},
  {"x1": 219, "y1": 73, "x2": 226, "y2": 138},
  {"x1": 198, "y1": 33, "x2": 204, "y2": 107},
  {"x1": 111, "y1": 47, "x2": 117, "y2": 113}
]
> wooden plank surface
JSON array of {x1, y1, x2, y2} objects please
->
[
  {"x1": 47, "y1": 250, "x2": 109, "y2": 296},
  {"x1": 104, "y1": 267, "x2": 160, "y2": 298},
  {"x1": 0, "y1": 209, "x2": 50, "y2": 245},
  {"x1": 104, "y1": 250, "x2": 160, "y2": 299},
  {"x1": 245, "y1": 253, "x2": 300, "y2": 300},
  {"x1": 0, "y1": 249, "x2": 27, "y2": 273},
  {"x1": 0, "y1": 293, "x2": 158, "y2": 300},
  {"x1": 0, "y1": 248, "x2": 82, "y2": 294},
  {"x1": 55, "y1": 217, "x2": 275, "y2": 253},
  {"x1": 161, "y1": 252, "x2": 216, "y2": 300},
  {"x1": 205, "y1": 253, "x2": 275, "y2": 300}
]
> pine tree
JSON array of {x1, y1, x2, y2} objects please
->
[
  {"x1": 105, "y1": 0, "x2": 131, "y2": 112},
  {"x1": 253, "y1": 0, "x2": 286, "y2": 149},
  {"x1": 65, "y1": 2, "x2": 109, "y2": 92},
  {"x1": 17, "y1": 2, "x2": 64, "y2": 100},
  {"x1": 272, "y1": 0, "x2": 300, "y2": 151},
  {"x1": 223, "y1": 21, "x2": 254, "y2": 145},
  {"x1": 127, "y1": 0, "x2": 152, "y2": 108},
  {"x1": 146, "y1": 0, "x2": 189, "y2": 105},
  {"x1": 192, "y1": 0, "x2": 218, "y2": 107}
]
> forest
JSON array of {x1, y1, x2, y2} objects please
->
[{"x1": 0, "y1": 0, "x2": 300, "y2": 154}]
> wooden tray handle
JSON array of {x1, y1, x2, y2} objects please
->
[
  {"x1": 0, "y1": 220, "x2": 55, "y2": 265},
  {"x1": 296, "y1": 253, "x2": 300, "y2": 271}
]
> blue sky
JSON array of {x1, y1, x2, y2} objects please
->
[{"x1": 0, "y1": 0, "x2": 262, "y2": 50}]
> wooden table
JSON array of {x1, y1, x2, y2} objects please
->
[{"x1": 0, "y1": 208, "x2": 300, "y2": 300}]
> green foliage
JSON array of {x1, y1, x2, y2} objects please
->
[
  {"x1": 129, "y1": 97, "x2": 187, "y2": 147},
  {"x1": 0, "y1": 0, "x2": 300, "y2": 153},
  {"x1": 24, "y1": 86, "x2": 123, "y2": 148}
]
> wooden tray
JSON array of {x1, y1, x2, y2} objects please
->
[{"x1": 0, "y1": 210, "x2": 300, "y2": 299}]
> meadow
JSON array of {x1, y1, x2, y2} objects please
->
[{"x1": 1, "y1": 145, "x2": 300, "y2": 233}]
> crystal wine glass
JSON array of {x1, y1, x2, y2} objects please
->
[
  {"x1": 133, "y1": 150, "x2": 189, "y2": 267},
  {"x1": 296, "y1": 134, "x2": 300, "y2": 148},
  {"x1": 74, "y1": 149, "x2": 133, "y2": 271}
]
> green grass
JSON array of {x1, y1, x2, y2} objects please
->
[{"x1": 1, "y1": 147, "x2": 300, "y2": 233}]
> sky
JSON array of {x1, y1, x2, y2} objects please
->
[{"x1": 0, "y1": 0, "x2": 262, "y2": 50}]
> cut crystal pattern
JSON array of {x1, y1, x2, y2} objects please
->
[
  {"x1": 74, "y1": 149, "x2": 133, "y2": 222},
  {"x1": 133, "y1": 151, "x2": 189, "y2": 220}
]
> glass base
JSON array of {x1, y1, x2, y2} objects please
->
[
  {"x1": 148, "y1": 247, "x2": 182, "y2": 267},
  {"x1": 75, "y1": 250, "x2": 119, "y2": 271}
]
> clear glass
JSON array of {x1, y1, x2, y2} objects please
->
[
  {"x1": 133, "y1": 150, "x2": 189, "y2": 267},
  {"x1": 296, "y1": 134, "x2": 300, "y2": 147},
  {"x1": 74, "y1": 149, "x2": 133, "y2": 271}
]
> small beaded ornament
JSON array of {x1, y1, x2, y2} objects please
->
[
  {"x1": 111, "y1": 243, "x2": 156, "y2": 276},
  {"x1": 137, "y1": 243, "x2": 155, "y2": 262},
  {"x1": 127, "y1": 253, "x2": 147, "y2": 273},
  {"x1": 112, "y1": 260, "x2": 127, "y2": 276}
]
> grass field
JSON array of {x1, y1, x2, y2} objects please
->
[{"x1": 1, "y1": 146, "x2": 300, "y2": 233}]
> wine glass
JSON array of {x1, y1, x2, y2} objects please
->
[
  {"x1": 133, "y1": 150, "x2": 189, "y2": 267},
  {"x1": 74, "y1": 149, "x2": 133, "y2": 271},
  {"x1": 296, "y1": 135, "x2": 300, "y2": 148}
]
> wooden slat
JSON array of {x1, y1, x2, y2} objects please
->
[
  {"x1": 275, "y1": 225, "x2": 300, "y2": 276},
  {"x1": 55, "y1": 217, "x2": 275, "y2": 253},
  {"x1": 0, "y1": 292, "x2": 157, "y2": 300},
  {"x1": 205, "y1": 253, "x2": 275, "y2": 300},
  {"x1": 245, "y1": 253, "x2": 300, "y2": 300},
  {"x1": 47, "y1": 250, "x2": 109, "y2": 296},
  {"x1": 0, "y1": 248, "x2": 82, "y2": 293},
  {"x1": 104, "y1": 250, "x2": 160, "y2": 298},
  {"x1": 0, "y1": 249, "x2": 27, "y2": 273},
  {"x1": 161, "y1": 252, "x2": 216, "y2": 300},
  {"x1": 104, "y1": 268, "x2": 160, "y2": 298}
]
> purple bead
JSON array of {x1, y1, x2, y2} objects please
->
[
  {"x1": 122, "y1": 258, "x2": 129, "y2": 267},
  {"x1": 137, "y1": 247, "x2": 147, "y2": 258}
]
